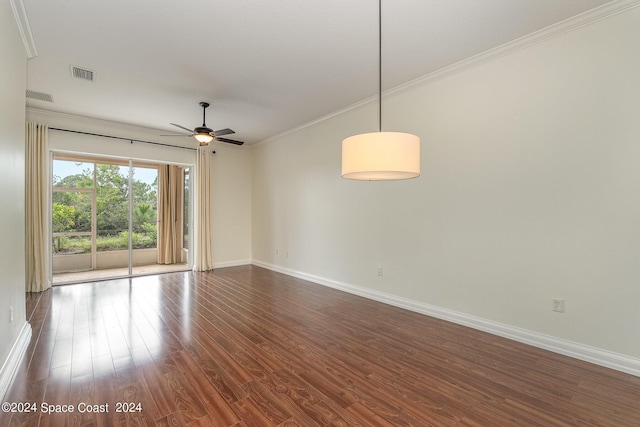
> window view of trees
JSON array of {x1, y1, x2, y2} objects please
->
[{"x1": 53, "y1": 160, "x2": 158, "y2": 254}]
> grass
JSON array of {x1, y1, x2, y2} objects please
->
[{"x1": 53, "y1": 231, "x2": 157, "y2": 254}]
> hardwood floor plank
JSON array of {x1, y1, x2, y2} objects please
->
[
  {"x1": 305, "y1": 399, "x2": 352, "y2": 426},
  {"x1": 114, "y1": 352, "x2": 162, "y2": 424},
  {"x1": 0, "y1": 376, "x2": 45, "y2": 426},
  {"x1": 256, "y1": 370, "x2": 325, "y2": 426},
  {"x1": 67, "y1": 376, "x2": 96, "y2": 427},
  {"x1": 92, "y1": 367, "x2": 119, "y2": 427},
  {"x1": 155, "y1": 412, "x2": 188, "y2": 427},
  {"x1": 171, "y1": 350, "x2": 240, "y2": 426},
  {"x1": 240, "y1": 380, "x2": 293, "y2": 425},
  {"x1": 231, "y1": 397, "x2": 279, "y2": 427},
  {"x1": 39, "y1": 364, "x2": 71, "y2": 427},
  {"x1": 195, "y1": 356, "x2": 249, "y2": 405},
  {"x1": 139, "y1": 362, "x2": 179, "y2": 420},
  {"x1": 143, "y1": 284, "x2": 254, "y2": 387},
  {"x1": 344, "y1": 401, "x2": 397, "y2": 427},
  {"x1": 156, "y1": 355, "x2": 209, "y2": 423},
  {"x1": 297, "y1": 369, "x2": 355, "y2": 409},
  {"x1": 156, "y1": 297, "x2": 277, "y2": 384},
  {"x1": 4, "y1": 265, "x2": 640, "y2": 426}
]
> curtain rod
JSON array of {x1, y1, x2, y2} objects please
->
[{"x1": 49, "y1": 127, "x2": 216, "y2": 154}]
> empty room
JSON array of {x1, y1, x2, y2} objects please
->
[{"x1": 2, "y1": 0, "x2": 640, "y2": 425}]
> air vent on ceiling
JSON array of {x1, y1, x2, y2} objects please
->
[
  {"x1": 70, "y1": 65, "x2": 95, "y2": 82},
  {"x1": 26, "y1": 90, "x2": 53, "y2": 102}
]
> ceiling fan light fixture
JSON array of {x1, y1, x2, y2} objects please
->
[
  {"x1": 194, "y1": 126, "x2": 214, "y2": 145},
  {"x1": 194, "y1": 133, "x2": 214, "y2": 145},
  {"x1": 165, "y1": 102, "x2": 244, "y2": 145}
]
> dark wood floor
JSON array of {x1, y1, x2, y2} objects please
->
[{"x1": 2, "y1": 266, "x2": 640, "y2": 426}]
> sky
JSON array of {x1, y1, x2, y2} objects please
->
[{"x1": 53, "y1": 160, "x2": 158, "y2": 185}]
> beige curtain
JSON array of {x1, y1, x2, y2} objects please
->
[
  {"x1": 25, "y1": 122, "x2": 50, "y2": 292},
  {"x1": 157, "y1": 164, "x2": 184, "y2": 264},
  {"x1": 193, "y1": 146, "x2": 214, "y2": 271}
]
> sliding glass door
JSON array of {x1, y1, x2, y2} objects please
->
[
  {"x1": 51, "y1": 160, "x2": 93, "y2": 273},
  {"x1": 51, "y1": 154, "x2": 191, "y2": 284}
]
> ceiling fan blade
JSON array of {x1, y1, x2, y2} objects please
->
[
  {"x1": 160, "y1": 133, "x2": 192, "y2": 137},
  {"x1": 212, "y1": 128, "x2": 235, "y2": 137},
  {"x1": 215, "y1": 137, "x2": 245, "y2": 146},
  {"x1": 170, "y1": 123, "x2": 195, "y2": 133}
]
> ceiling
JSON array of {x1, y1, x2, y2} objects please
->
[{"x1": 23, "y1": 0, "x2": 615, "y2": 146}]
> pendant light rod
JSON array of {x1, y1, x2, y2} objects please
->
[
  {"x1": 341, "y1": 0, "x2": 420, "y2": 181},
  {"x1": 378, "y1": 0, "x2": 382, "y2": 133}
]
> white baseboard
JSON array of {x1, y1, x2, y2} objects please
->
[
  {"x1": 252, "y1": 260, "x2": 640, "y2": 377},
  {"x1": 0, "y1": 322, "x2": 32, "y2": 401}
]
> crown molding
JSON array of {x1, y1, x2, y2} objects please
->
[
  {"x1": 388, "y1": 0, "x2": 640, "y2": 97},
  {"x1": 9, "y1": 0, "x2": 37, "y2": 59},
  {"x1": 255, "y1": 0, "x2": 640, "y2": 147},
  {"x1": 253, "y1": 95, "x2": 377, "y2": 148}
]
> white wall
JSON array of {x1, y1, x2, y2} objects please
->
[
  {"x1": 28, "y1": 109, "x2": 252, "y2": 267},
  {"x1": 0, "y1": 0, "x2": 28, "y2": 388},
  {"x1": 211, "y1": 139, "x2": 252, "y2": 267},
  {"x1": 252, "y1": 6, "x2": 640, "y2": 365}
]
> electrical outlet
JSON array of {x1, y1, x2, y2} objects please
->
[
  {"x1": 275, "y1": 249, "x2": 279, "y2": 255},
  {"x1": 377, "y1": 266, "x2": 383, "y2": 276},
  {"x1": 552, "y1": 298, "x2": 565, "y2": 313},
  {"x1": 9, "y1": 305, "x2": 13, "y2": 323}
]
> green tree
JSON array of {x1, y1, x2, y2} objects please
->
[
  {"x1": 52, "y1": 202, "x2": 76, "y2": 233},
  {"x1": 132, "y1": 178, "x2": 157, "y2": 207},
  {"x1": 95, "y1": 164, "x2": 129, "y2": 237},
  {"x1": 52, "y1": 161, "x2": 159, "y2": 251},
  {"x1": 53, "y1": 170, "x2": 93, "y2": 188},
  {"x1": 51, "y1": 191, "x2": 91, "y2": 232},
  {"x1": 133, "y1": 203, "x2": 155, "y2": 233}
]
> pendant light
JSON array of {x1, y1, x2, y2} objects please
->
[{"x1": 341, "y1": 0, "x2": 420, "y2": 180}]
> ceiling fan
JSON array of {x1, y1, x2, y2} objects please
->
[{"x1": 163, "y1": 102, "x2": 244, "y2": 146}]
